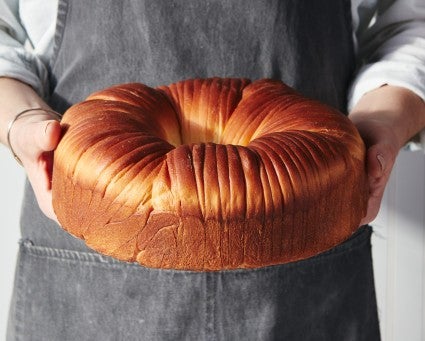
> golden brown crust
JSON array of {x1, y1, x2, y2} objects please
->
[{"x1": 52, "y1": 78, "x2": 368, "y2": 270}]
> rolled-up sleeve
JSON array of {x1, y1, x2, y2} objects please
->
[
  {"x1": 0, "y1": 0, "x2": 50, "y2": 98},
  {"x1": 349, "y1": 0, "x2": 425, "y2": 110}
]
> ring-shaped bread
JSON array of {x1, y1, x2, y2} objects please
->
[{"x1": 52, "y1": 78, "x2": 368, "y2": 270}]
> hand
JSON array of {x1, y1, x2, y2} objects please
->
[
  {"x1": 9, "y1": 112, "x2": 62, "y2": 222},
  {"x1": 351, "y1": 117, "x2": 399, "y2": 225},
  {"x1": 349, "y1": 85, "x2": 425, "y2": 225}
]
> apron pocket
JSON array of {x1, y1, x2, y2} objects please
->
[
  {"x1": 8, "y1": 240, "x2": 207, "y2": 341},
  {"x1": 7, "y1": 226, "x2": 380, "y2": 341}
]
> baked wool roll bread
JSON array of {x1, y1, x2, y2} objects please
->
[{"x1": 52, "y1": 78, "x2": 368, "y2": 271}]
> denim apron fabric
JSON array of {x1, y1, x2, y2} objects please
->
[{"x1": 7, "y1": 0, "x2": 381, "y2": 340}]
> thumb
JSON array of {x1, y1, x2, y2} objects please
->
[
  {"x1": 35, "y1": 119, "x2": 62, "y2": 152},
  {"x1": 12, "y1": 118, "x2": 62, "y2": 166},
  {"x1": 23, "y1": 120, "x2": 62, "y2": 223},
  {"x1": 367, "y1": 149, "x2": 385, "y2": 179},
  {"x1": 360, "y1": 145, "x2": 396, "y2": 225},
  {"x1": 366, "y1": 144, "x2": 393, "y2": 187}
]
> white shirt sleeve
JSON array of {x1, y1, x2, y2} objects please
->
[
  {"x1": 349, "y1": 0, "x2": 425, "y2": 110},
  {"x1": 0, "y1": 0, "x2": 54, "y2": 99}
]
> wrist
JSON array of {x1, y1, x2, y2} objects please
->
[
  {"x1": 349, "y1": 85, "x2": 425, "y2": 150},
  {"x1": 0, "y1": 77, "x2": 50, "y2": 145}
]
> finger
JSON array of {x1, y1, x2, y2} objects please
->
[
  {"x1": 25, "y1": 155, "x2": 59, "y2": 223},
  {"x1": 360, "y1": 187, "x2": 384, "y2": 225},
  {"x1": 361, "y1": 145, "x2": 396, "y2": 225},
  {"x1": 366, "y1": 145, "x2": 385, "y2": 180},
  {"x1": 20, "y1": 120, "x2": 61, "y2": 223},
  {"x1": 16, "y1": 119, "x2": 62, "y2": 164},
  {"x1": 34, "y1": 119, "x2": 62, "y2": 153}
]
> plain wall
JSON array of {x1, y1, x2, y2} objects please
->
[{"x1": 0, "y1": 147, "x2": 24, "y2": 338}]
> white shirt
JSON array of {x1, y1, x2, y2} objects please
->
[{"x1": 0, "y1": 0, "x2": 425, "y2": 110}]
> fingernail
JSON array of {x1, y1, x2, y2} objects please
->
[
  {"x1": 377, "y1": 154, "x2": 385, "y2": 172},
  {"x1": 44, "y1": 122, "x2": 52, "y2": 135}
]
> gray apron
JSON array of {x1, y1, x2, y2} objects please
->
[{"x1": 7, "y1": 0, "x2": 381, "y2": 340}]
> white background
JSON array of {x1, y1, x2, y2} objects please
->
[
  {"x1": 0, "y1": 147, "x2": 24, "y2": 339},
  {"x1": 371, "y1": 149, "x2": 425, "y2": 341},
  {"x1": 1, "y1": 147, "x2": 424, "y2": 340}
]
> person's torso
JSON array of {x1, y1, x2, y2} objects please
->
[{"x1": 11, "y1": 1, "x2": 380, "y2": 340}]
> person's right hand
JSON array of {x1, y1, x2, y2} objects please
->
[{"x1": 9, "y1": 112, "x2": 62, "y2": 223}]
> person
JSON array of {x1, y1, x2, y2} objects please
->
[{"x1": 1, "y1": 0, "x2": 424, "y2": 340}]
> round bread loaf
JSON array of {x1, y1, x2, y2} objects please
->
[{"x1": 52, "y1": 78, "x2": 368, "y2": 270}]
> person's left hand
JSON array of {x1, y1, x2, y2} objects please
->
[
  {"x1": 349, "y1": 85, "x2": 425, "y2": 226},
  {"x1": 351, "y1": 116, "x2": 399, "y2": 225},
  {"x1": 10, "y1": 112, "x2": 62, "y2": 222}
]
